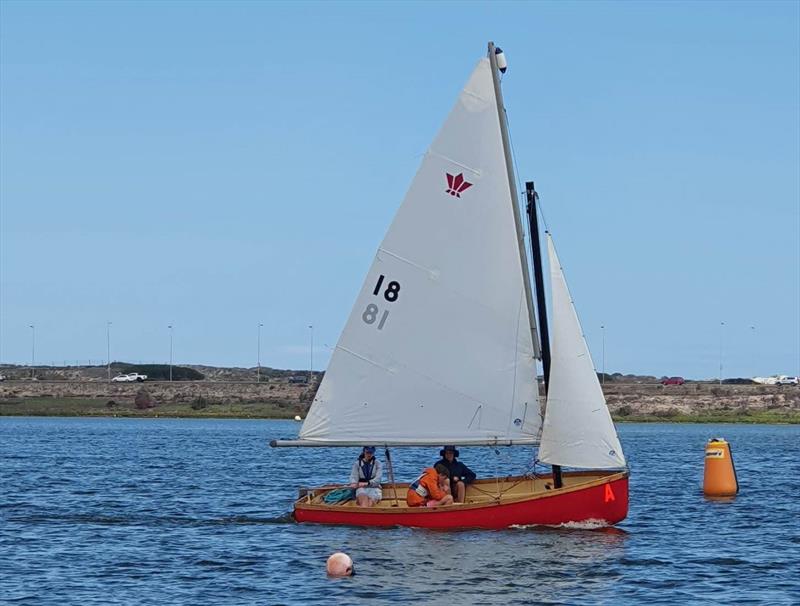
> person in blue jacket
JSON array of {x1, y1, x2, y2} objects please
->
[{"x1": 434, "y1": 445, "x2": 475, "y2": 503}]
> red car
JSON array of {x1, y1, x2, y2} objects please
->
[{"x1": 661, "y1": 377, "x2": 685, "y2": 385}]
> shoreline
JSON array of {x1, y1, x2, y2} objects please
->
[
  {"x1": 1, "y1": 404, "x2": 798, "y2": 425},
  {"x1": 1, "y1": 380, "x2": 798, "y2": 424}
]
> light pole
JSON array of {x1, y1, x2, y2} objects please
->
[
  {"x1": 106, "y1": 321, "x2": 112, "y2": 382},
  {"x1": 168, "y1": 325, "x2": 173, "y2": 382},
  {"x1": 719, "y1": 321, "x2": 725, "y2": 385},
  {"x1": 749, "y1": 325, "x2": 755, "y2": 377},
  {"x1": 29, "y1": 324, "x2": 35, "y2": 379},
  {"x1": 308, "y1": 324, "x2": 314, "y2": 384},
  {"x1": 601, "y1": 324, "x2": 606, "y2": 386},
  {"x1": 257, "y1": 323, "x2": 263, "y2": 383}
]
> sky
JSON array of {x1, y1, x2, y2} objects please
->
[{"x1": 0, "y1": 1, "x2": 798, "y2": 379}]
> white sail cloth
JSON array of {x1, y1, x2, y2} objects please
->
[
  {"x1": 538, "y1": 235, "x2": 626, "y2": 468},
  {"x1": 299, "y1": 58, "x2": 541, "y2": 445}
]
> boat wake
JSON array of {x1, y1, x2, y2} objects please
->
[{"x1": 510, "y1": 518, "x2": 611, "y2": 531}]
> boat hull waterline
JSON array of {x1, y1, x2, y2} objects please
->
[{"x1": 293, "y1": 471, "x2": 628, "y2": 529}]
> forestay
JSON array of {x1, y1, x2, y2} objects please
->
[
  {"x1": 538, "y1": 235, "x2": 626, "y2": 468},
  {"x1": 298, "y1": 58, "x2": 541, "y2": 445}
]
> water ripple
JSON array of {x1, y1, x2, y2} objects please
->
[{"x1": 1, "y1": 418, "x2": 798, "y2": 605}]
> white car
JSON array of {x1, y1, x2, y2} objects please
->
[
  {"x1": 111, "y1": 373, "x2": 148, "y2": 383},
  {"x1": 753, "y1": 376, "x2": 777, "y2": 385},
  {"x1": 775, "y1": 376, "x2": 799, "y2": 386}
]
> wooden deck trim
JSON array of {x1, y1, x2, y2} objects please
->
[{"x1": 294, "y1": 470, "x2": 628, "y2": 515}]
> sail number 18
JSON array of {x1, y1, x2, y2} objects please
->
[{"x1": 362, "y1": 274, "x2": 400, "y2": 330}]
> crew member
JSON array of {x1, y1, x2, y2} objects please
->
[
  {"x1": 434, "y1": 445, "x2": 476, "y2": 503},
  {"x1": 406, "y1": 463, "x2": 454, "y2": 508}
]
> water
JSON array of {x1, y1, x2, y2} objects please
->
[{"x1": 1, "y1": 418, "x2": 798, "y2": 605}]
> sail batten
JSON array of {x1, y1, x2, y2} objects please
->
[
  {"x1": 538, "y1": 235, "x2": 626, "y2": 469},
  {"x1": 298, "y1": 57, "x2": 541, "y2": 445}
]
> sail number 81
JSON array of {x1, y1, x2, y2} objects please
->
[{"x1": 362, "y1": 274, "x2": 400, "y2": 330}]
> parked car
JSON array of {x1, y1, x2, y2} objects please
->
[
  {"x1": 753, "y1": 376, "x2": 777, "y2": 385},
  {"x1": 111, "y1": 373, "x2": 148, "y2": 383},
  {"x1": 754, "y1": 375, "x2": 798, "y2": 386},
  {"x1": 661, "y1": 376, "x2": 685, "y2": 386},
  {"x1": 288, "y1": 375, "x2": 308, "y2": 384}
]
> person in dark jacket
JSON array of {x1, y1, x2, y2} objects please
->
[{"x1": 434, "y1": 445, "x2": 475, "y2": 503}]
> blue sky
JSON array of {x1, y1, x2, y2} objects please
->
[{"x1": 1, "y1": 1, "x2": 798, "y2": 379}]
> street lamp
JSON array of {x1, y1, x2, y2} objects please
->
[
  {"x1": 106, "y1": 321, "x2": 112, "y2": 382},
  {"x1": 308, "y1": 324, "x2": 314, "y2": 384},
  {"x1": 719, "y1": 321, "x2": 725, "y2": 385},
  {"x1": 168, "y1": 325, "x2": 173, "y2": 382},
  {"x1": 257, "y1": 323, "x2": 263, "y2": 383},
  {"x1": 29, "y1": 324, "x2": 35, "y2": 379},
  {"x1": 601, "y1": 324, "x2": 606, "y2": 386}
]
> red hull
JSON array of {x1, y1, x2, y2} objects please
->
[{"x1": 294, "y1": 473, "x2": 628, "y2": 529}]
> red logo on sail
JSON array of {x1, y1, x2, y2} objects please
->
[{"x1": 445, "y1": 173, "x2": 472, "y2": 198}]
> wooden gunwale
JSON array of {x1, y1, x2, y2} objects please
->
[{"x1": 294, "y1": 470, "x2": 627, "y2": 514}]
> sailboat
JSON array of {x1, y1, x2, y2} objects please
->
[{"x1": 271, "y1": 43, "x2": 628, "y2": 529}]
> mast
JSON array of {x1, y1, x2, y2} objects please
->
[
  {"x1": 526, "y1": 183, "x2": 551, "y2": 385},
  {"x1": 488, "y1": 42, "x2": 541, "y2": 360},
  {"x1": 526, "y1": 181, "x2": 562, "y2": 488}
]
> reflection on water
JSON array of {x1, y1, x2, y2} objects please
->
[{"x1": 1, "y1": 418, "x2": 798, "y2": 605}]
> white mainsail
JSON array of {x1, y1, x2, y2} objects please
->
[
  {"x1": 538, "y1": 235, "x2": 626, "y2": 468},
  {"x1": 298, "y1": 57, "x2": 541, "y2": 445}
]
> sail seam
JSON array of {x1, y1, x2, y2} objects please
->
[
  {"x1": 376, "y1": 248, "x2": 436, "y2": 277},
  {"x1": 335, "y1": 346, "x2": 395, "y2": 372},
  {"x1": 426, "y1": 150, "x2": 482, "y2": 176},
  {"x1": 462, "y1": 88, "x2": 489, "y2": 104}
]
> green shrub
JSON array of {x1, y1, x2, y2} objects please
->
[{"x1": 191, "y1": 396, "x2": 209, "y2": 410}]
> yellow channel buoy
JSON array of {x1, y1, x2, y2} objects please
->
[{"x1": 703, "y1": 438, "x2": 739, "y2": 497}]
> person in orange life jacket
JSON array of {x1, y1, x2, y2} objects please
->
[
  {"x1": 406, "y1": 463, "x2": 454, "y2": 508},
  {"x1": 434, "y1": 445, "x2": 475, "y2": 503},
  {"x1": 348, "y1": 446, "x2": 382, "y2": 507}
]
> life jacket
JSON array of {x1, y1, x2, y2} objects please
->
[
  {"x1": 358, "y1": 456, "x2": 375, "y2": 483},
  {"x1": 409, "y1": 473, "x2": 429, "y2": 498}
]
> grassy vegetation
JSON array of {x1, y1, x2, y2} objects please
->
[
  {"x1": 613, "y1": 410, "x2": 800, "y2": 424},
  {"x1": 0, "y1": 397, "x2": 307, "y2": 419},
  {"x1": 2, "y1": 397, "x2": 797, "y2": 424}
]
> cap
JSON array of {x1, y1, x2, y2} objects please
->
[{"x1": 363, "y1": 446, "x2": 376, "y2": 454}]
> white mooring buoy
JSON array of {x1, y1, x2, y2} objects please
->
[{"x1": 326, "y1": 552, "x2": 354, "y2": 577}]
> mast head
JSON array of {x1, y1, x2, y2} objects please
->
[{"x1": 495, "y1": 46, "x2": 507, "y2": 73}]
